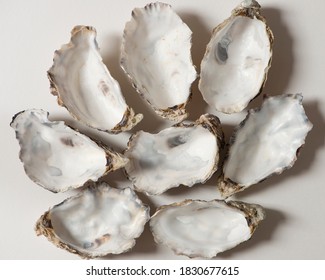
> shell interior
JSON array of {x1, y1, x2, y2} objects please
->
[
  {"x1": 121, "y1": 2, "x2": 197, "y2": 121},
  {"x1": 199, "y1": 1, "x2": 273, "y2": 113},
  {"x1": 48, "y1": 25, "x2": 142, "y2": 133},
  {"x1": 220, "y1": 94, "x2": 313, "y2": 197},
  {"x1": 36, "y1": 183, "x2": 150, "y2": 258},
  {"x1": 150, "y1": 199, "x2": 265, "y2": 258},
  {"x1": 124, "y1": 114, "x2": 223, "y2": 195},
  {"x1": 10, "y1": 109, "x2": 126, "y2": 192}
]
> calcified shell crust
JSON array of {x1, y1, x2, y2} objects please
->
[
  {"x1": 150, "y1": 199, "x2": 265, "y2": 258},
  {"x1": 10, "y1": 109, "x2": 128, "y2": 192},
  {"x1": 218, "y1": 94, "x2": 313, "y2": 198},
  {"x1": 48, "y1": 25, "x2": 142, "y2": 133},
  {"x1": 35, "y1": 183, "x2": 150, "y2": 259},
  {"x1": 199, "y1": 0, "x2": 274, "y2": 113},
  {"x1": 124, "y1": 114, "x2": 224, "y2": 195},
  {"x1": 121, "y1": 2, "x2": 197, "y2": 121}
]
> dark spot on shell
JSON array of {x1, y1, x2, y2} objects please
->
[
  {"x1": 216, "y1": 37, "x2": 231, "y2": 64},
  {"x1": 197, "y1": 207, "x2": 211, "y2": 212},
  {"x1": 61, "y1": 137, "x2": 74, "y2": 147},
  {"x1": 98, "y1": 80, "x2": 110, "y2": 96},
  {"x1": 138, "y1": 158, "x2": 155, "y2": 169},
  {"x1": 167, "y1": 134, "x2": 188, "y2": 148},
  {"x1": 43, "y1": 122, "x2": 54, "y2": 128},
  {"x1": 83, "y1": 242, "x2": 94, "y2": 249},
  {"x1": 42, "y1": 216, "x2": 52, "y2": 228},
  {"x1": 106, "y1": 155, "x2": 113, "y2": 169},
  {"x1": 84, "y1": 234, "x2": 111, "y2": 249}
]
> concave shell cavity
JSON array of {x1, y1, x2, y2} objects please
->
[
  {"x1": 48, "y1": 25, "x2": 142, "y2": 133},
  {"x1": 150, "y1": 199, "x2": 265, "y2": 258},
  {"x1": 124, "y1": 114, "x2": 224, "y2": 195},
  {"x1": 218, "y1": 93, "x2": 313, "y2": 198},
  {"x1": 35, "y1": 182, "x2": 150, "y2": 258},
  {"x1": 121, "y1": 2, "x2": 197, "y2": 121},
  {"x1": 10, "y1": 109, "x2": 128, "y2": 192},
  {"x1": 199, "y1": 0, "x2": 274, "y2": 113}
]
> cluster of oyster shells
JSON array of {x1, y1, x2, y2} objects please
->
[{"x1": 11, "y1": 0, "x2": 312, "y2": 259}]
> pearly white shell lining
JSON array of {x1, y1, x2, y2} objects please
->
[
  {"x1": 150, "y1": 200, "x2": 253, "y2": 258},
  {"x1": 11, "y1": 109, "x2": 107, "y2": 192},
  {"x1": 49, "y1": 184, "x2": 149, "y2": 256},
  {"x1": 224, "y1": 94, "x2": 313, "y2": 187},
  {"x1": 48, "y1": 26, "x2": 132, "y2": 132},
  {"x1": 124, "y1": 124, "x2": 218, "y2": 195},
  {"x1": 199, "y1": 15, "x2": 272, "y2": 113},
  {"x1": 121, "y1": 2, "x2": 197, "y2": 119}
]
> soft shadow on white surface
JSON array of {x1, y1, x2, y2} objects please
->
[
  {"x1": 180, "y1": 12, "x2": 211, "y2": 121},
  {"x1": 246, "y1": 8, "x2": 294, "y2": 110},
  {"x1": 262, "y1": 8, "x2": 294, "y2": 95}
]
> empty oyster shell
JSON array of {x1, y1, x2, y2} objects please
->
[
  {"x1": 124, "y1": 114, "x2": 224, "y2": 195},
  {"x1": 35, "y1": 182, "x2": 150, "y2": 258},
  {"x1": 218, "y1": 94, "x2": 313, "y2": 198},
  {"x1": 150, "y1": 199, "x2": 265, "y2": 258},
  {"x1": 199, "y1": 0, "x2": 274, "y2": 113},
  {"x1": 10, "y1": 109, "x2": 128, "y2": 192},
  {"x1": 48, "y1": 25, "x2": 142, "y2": 133},
  {"x1": 121, "y1": 2, "x2": 197, "y2": 121}
]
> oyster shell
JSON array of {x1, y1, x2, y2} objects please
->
[
  {"x1": 10, "y1": 109, "x2": 127, "y2": 192},
  {"x1": 124, "y1": 114, "x2": 224, "y2": 195},
  {"x1": 218, "y1": 94, "x2": 313, "y2": 198},
  {"x1": 199, "y1": 0, "x2": 274, "y2": 113},
  {"x1": 35, "y1": 182, "x2": 150, "y2": 258},
  {"x1": 121, "y1": 2, "x2": 197, "y2": 121},
  {"x1": 150, "y1": 199, "x2": 265, "y2": 258},
  {"x1": 48, "y1": 25, "x2": 142, "y2": 133}
]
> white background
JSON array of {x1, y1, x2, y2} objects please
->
[{"x1": 1, "y1": 0, "x2": 324, "y2": 260}]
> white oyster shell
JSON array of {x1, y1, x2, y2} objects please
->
[
  {"x1": 121, "y1": 2, "x2": 197, "y2": 121},
  {"x1": 218, "y1": 94, "x2": 313, "y2": 197},
  {"x1": 48, "y1": 25, "x2": 142, "y2": 133},
  {"x1": 150, "y1": 199, "x2": 265, "y2": 258},
  {"x1": 199, "y1": 0, "x2": 273, "y2": 113},
  {"x1": 10, "y1": 109, "x2": 127, "y2": 192},
  {"x1": 124, "y1": 114, "x2": 224, "y2": 195},
  {"x1": 35, "y1": 183, "x2": 150, "y2": 258}
]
